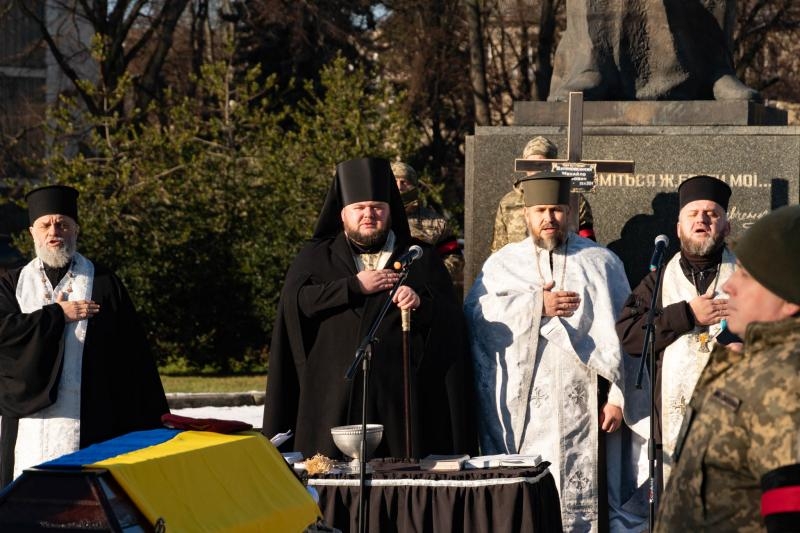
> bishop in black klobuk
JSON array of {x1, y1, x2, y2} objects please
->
[{"x1": 263, "y1": 157, "x2": 477, "y2": 459}]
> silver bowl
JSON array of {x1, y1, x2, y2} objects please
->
[{"x1": 331, "y1": 424, "x2": 384, "y2": 461}]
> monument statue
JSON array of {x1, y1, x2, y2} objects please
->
[{"x1": 549, "y1": 0, "x2": 760, "y2": 102}]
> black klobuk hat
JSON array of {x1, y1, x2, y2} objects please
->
[{"x1": 312, "y1": 157, "x2": 410, "y2": 242}]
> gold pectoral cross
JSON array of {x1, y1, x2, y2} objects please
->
[{"x1": 694, "y1": 332, "x2": 710, "y2": 353}]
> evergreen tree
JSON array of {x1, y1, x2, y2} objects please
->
[{"x1": 11, "y1": 54, "x2": 415, "y2": 372}]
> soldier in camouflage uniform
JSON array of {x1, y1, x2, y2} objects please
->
[
  {"x1": 655, "y1": 205, "x2": 800, "y2": 532},
  {"x1": 391, "y1": 162, "x2": 464, "y2": 295},
  {"x1": 490, "y1": 136, "x2": 595, "y2": 253}
]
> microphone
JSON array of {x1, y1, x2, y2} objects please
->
[
  {"x1": 649, "y1": 235, "x2": 669, "y2": 271},
  {"x1": 393, "y1": 245, "x2": 423, "y2": 270}
]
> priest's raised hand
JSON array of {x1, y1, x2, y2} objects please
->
[
  {"x1": 541, "y1": 280, "x2": 580, "y2": 317},
  {"x1": 356, "y1": 268, "x2": 400, "y2": 294},
  {"x1": 688, "y1": 284, "x2": 729, "y2": 326},
  {"x1": 55, "y1": 291, "x2": 100, "y2": 323}
]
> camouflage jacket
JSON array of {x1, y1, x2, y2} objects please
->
[
  {"x1": 405, "y1": 201, "x2": 464, "y2": 283},
  {"x1": 490, "y1": 190, "x2": 595, "y2": 253},
  {"x1": 490, "y1": 190, "x2": 527, "y2": 253},
  {"x1": 406, "y1": 201, "x2": 448, "y2": 246},
  {"x1": 655, "y1": 314, "x2": 800, "y2": 532}
]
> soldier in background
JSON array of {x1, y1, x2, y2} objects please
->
[
  {"x1": 391, "y1": 162, "x2": 464, "y2": 294},
  {"x1": 655, "y1": 205, "x2": 800, "y2": 531},
  {"x1": 490, "y1": 136, "x2": 594, "y2": 253}
]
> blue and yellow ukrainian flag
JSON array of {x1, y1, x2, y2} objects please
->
[{"x1": 40, "y1": 429, "x2": 320, "y2": 532}]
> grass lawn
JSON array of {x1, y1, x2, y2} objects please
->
[{"x1": 160, "y1": 374, "x2": 266, "y2": 394}]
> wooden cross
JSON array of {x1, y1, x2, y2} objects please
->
[{"x1": 515, "y1": 92, "x2": 635, "y2": 177}]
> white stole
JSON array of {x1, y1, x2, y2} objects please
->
[
  {"x1": 660, "y1": 248, "x2": 735, "y2": 483},
  {"x1": 12, "y1": 253, "x2": 94, "y2": 478}
]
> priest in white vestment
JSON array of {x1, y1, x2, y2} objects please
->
[
  {"x1": 465, "y1": 171, "x2": 649, "y2": 533},
  {"x1": 615, "y1": 175, "x2": 736, "y2": 487}
]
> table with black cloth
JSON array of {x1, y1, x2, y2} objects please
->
[{"x1": 305, "y1": 458, "x2": 562, "y2": 533}]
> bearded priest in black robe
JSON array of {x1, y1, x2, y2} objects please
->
[
  {"x1": 263, "y1": 157, "x2": 477, "y2": 459},
  {"x1": 0, "y1": 185, "x2": 168, "y2": 487}
]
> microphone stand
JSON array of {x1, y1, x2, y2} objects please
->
[
  {"x1": 635, "y1": 259, "x2": 666, "y2": 532},
  {"x1": 344, "y1": 267, "x2": 411, "y2": 533}
]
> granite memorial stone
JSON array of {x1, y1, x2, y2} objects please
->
[{"x1": 464, "y1": 101, "x2": 799, "y2": 291}]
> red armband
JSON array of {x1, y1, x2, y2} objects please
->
[
  {"x1": 436, "y1": 238, "x2": 461, "y2": 255},
  {"x1": 578, "y1": 228, "x2": 596, "y2": 241},
  {"x1": 761, "y1": 463, "x2": 800, "y2": 531}
]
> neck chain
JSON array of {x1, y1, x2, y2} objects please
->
[
  {"x1": 690, "y1": 263, "x2": 721, "y2": 296},
  {"x1": 534, "y1": 236, "x2": 568, "y2": 289},
  {"x1": 689, "y1": 263, "x2": 720, "y2": 353},
  {"x1": 39, "y1": 259, "x2": 75, "y2": 304}
]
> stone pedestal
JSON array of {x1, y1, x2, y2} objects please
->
[{"x1": 464, "y1": 102, "x2": 799, "y2": 291}]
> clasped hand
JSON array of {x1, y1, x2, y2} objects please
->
[
  {"x1": 542, "y1": 281, "x2": 580, "y2": 317},
  {"x1": 356, "y1": 269, "x2": 419, "y2": 310},
  {"x1": 689, "y1": 285, "x2": 728, "y2": 326},
  {"x1": 56, "y1": 292, "x2": 100, "y2": 323}
]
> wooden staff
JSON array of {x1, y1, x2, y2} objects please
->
[{"x1": 401, "y1": 308, "x2": 412, "y2": 458}]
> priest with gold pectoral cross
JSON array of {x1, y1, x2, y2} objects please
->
[{"x1": 615, "y1": 175, "x2": 739, "y2": 490}]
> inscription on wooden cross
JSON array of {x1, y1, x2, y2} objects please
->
[{"x1": 515, "y1": 92, "x2": 635, "y2": 190}]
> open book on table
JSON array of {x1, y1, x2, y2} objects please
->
[{"x1": 464, "y1": 453, "x2": 542, "y2": 469}]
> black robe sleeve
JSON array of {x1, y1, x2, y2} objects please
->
[
  {"x1": 261, "y1": 289, "x2": 303, "y2": 442},
  {"x1": 0, "y1": 269, "x2": 66, "y2": 417},
  {"x1": 0, "y1": 264, "x2": 168, "y2": 449},
  {"x1": 614, "y1": 267, "x2": 696, "y2": 442},
  {"x1": 614, "y1": 269, "x2": 695, "y2": 357},
  {"x1": 297, "y1": 276, "x2": 361, "y2": 317}
]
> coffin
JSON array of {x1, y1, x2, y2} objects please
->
[{"x1": 0, "y1": 429, "x2": 321, "y2": 532}]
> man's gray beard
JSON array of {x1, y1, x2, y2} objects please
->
[
  {"x1": 533, "y1": 235, "x2": 559, "y2": 251},
  {"x1": 680, "y1": 229, "x2": 724, "y2": 256},
  {"x1": 35, "y1": 240, "x2": 76, "y2": 268},
  {"x1": 345, "y1": 226, "x2": 390, "y2": 248},
  {"x1": 532, "y1": 228, "x2": 566, "y2": 252}
]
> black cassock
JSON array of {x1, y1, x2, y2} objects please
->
[
  {"x1": 263, "y1": 233, "x2": 477, "y2": 459},
  {"x1": 0, "y1": 262, "x2": 168, "y2": 485}
]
